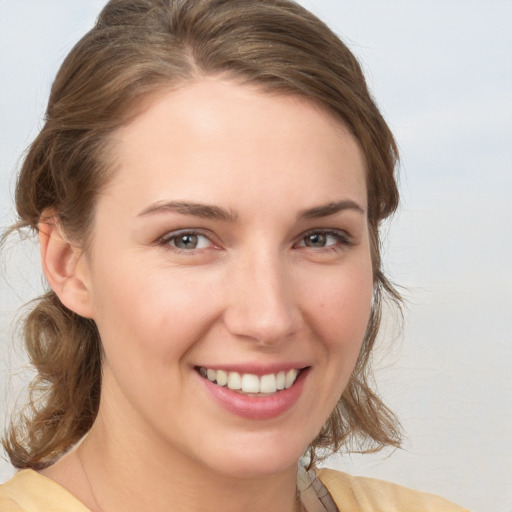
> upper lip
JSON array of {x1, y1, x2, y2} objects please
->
[{"x1": 194, "y1": 363, "x2": 310, "y2": 376}]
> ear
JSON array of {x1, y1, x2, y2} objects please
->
[{"x1": 39, "y1": 212, "x2": 94, "y2": 319}]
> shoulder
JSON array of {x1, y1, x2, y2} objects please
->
[
  {"x1": 0, "y1": 495, "x2": 24, "y2": 512},
  {"x1": 316, "y1": 468, "x2": 471, "y2": 512},
  {"x1": 0, "y1": 470, "x2": 90, "y2": 512}
]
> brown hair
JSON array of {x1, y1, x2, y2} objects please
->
[{"x1": 3, "y1": 0, "x2": 401, "y2": 470}]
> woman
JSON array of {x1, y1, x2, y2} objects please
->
[{"x1": 0, "y1": 0, "x2": 468, "y2": 510}]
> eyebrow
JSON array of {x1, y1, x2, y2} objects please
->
[
  {"x1": 297, "y1": 200, "x2": 365, "y2": 219},
  {"x1": 137, "y1": 201, "x2": 238, "y2": 222},
  {"x1": 137, "y1": 199, "x2": 365, "y2": 222}
]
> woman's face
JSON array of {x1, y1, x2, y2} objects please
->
[{"x1": 81, "y1": 78, "x2": 373, "y2": 478}]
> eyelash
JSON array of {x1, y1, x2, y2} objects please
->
[
  {"x1": 157, "y1": 229, "x2": 214, "y2": 253},
  {"x1": 295, "y1": 229, "x2": 353, "y2": 252},
  {"x1": 156, "y1": 228, "x2": 353, "y2": 253}
]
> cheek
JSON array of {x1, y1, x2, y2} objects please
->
[
  {"x1": 90, "y1": 260, "x2": 220, "y2": 361},
  {"x1": 297, "y1": 258, "x2": 374, "y2": 426},
  {"x1": 304, "y1": 260, "x2": 374, "y2": 351},
  {"x1": 89, "y1": 266, "x2": 209, "y2": 408}
]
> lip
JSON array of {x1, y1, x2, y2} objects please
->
[{"x1": 197, "y1": 366, "x2": 309, "y2": 420}]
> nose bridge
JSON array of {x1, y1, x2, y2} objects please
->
[{"x1": 224, "y1": 244, "x2": 300, "y2": 344}]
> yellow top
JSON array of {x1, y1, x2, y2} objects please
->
[
  {"x1": 0, "y1": 468, "x2": 470, "y2": 511},
  {"x1": 316, "y1": 468, "x2": 470, "y2": 512},
  {"x1": 0, "y1": 470, "x2": 89, "y2": 512}
]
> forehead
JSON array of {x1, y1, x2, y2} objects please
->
[{"x1": 104, "y1": 78, "x2": 367, "y2": 215}]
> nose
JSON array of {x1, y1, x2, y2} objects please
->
[{"x1": 223, "y1": 248, "x2": 302, "y2": 346}]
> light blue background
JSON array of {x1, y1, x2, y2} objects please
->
[{"x1": 1, "y1": 2, "x2": 511, "y2": 511}]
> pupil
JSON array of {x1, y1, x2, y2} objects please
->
[
  {"x1": 307, "y1": 233, "x2": 326, "y2": 247},
  {"x1": 176, "y1": 234, "x2": 197, "y2": 249}
]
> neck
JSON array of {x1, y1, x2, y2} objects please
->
[{"x1": 73, "y1": 418, "x2": 301, "y2": 512}]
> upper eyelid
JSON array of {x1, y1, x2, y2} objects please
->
[
  {"x1": 156, "y1": 229, "x2": 217, "y2": 250},
  {"x1": 158, "y1": 228, "x2": 212, "y2": 241},
  {"x1": 292, "y1": 230, "x2": 354, "y2": 251},
  {"x1": 297, "y1": 227, "x2": 352, "y2": 240},
  {"x1": 155, "y1": 227, "x2": 353, "y2": 248}
]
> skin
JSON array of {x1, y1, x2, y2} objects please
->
[{"x1": 40, "y1": 78, "x2": 373, "y2": 512}]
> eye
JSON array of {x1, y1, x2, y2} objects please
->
[
  {"x1": 296, "y1": 230, "x2": 351, "y2": 249},
  {"x1": 159, "y1": 230, "x2": 213, "y2": 251}
]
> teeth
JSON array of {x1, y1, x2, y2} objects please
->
[
  {"x1": 241, "y1": 374, "x2": 260, "y2": 393},
  {"x1": 285, "y1": 369, "x2": 298, "y2": 389},
  {"x1": 260, "y1": 374, "x2": 277, "y2": 393},
  {"x1": 276, "y1": 371, "x2": 285, "y2": 390},
  {"x1": 199, "y1": 367, "x2": 301, "y2": 394},
  {"x1": 227, "y1": 371, "x2": 242, "y2": 390},
  {"x1": 216, "y1": 369, "x2": 228, "y2": 387}
]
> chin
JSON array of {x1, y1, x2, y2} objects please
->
[{"x1": 195, "y1": 432, "x2": 309, "y2": 479}]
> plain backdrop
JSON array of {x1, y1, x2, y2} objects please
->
[{"x1": 1, "y1": 1, "x2": 511, "y2": 511}]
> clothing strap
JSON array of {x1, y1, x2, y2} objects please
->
[{"x1": 297, "y1": 466, "x2": 338, "y2": 512}]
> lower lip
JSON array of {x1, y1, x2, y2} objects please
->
[{"x1": 199, "y1": 369, "x2": 308, "y2": 420}]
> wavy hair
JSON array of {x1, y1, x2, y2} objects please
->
[{"x1": 3, "y1": 0, "x2": 401, "y2": 469}]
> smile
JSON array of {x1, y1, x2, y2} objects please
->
[{"x1": 198, "y1": 367, "x2": 301, "y2": 395}]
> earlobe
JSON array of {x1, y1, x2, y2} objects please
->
[{"x1": 39, "y1": 212, "x2": 94, "y2": 319}]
